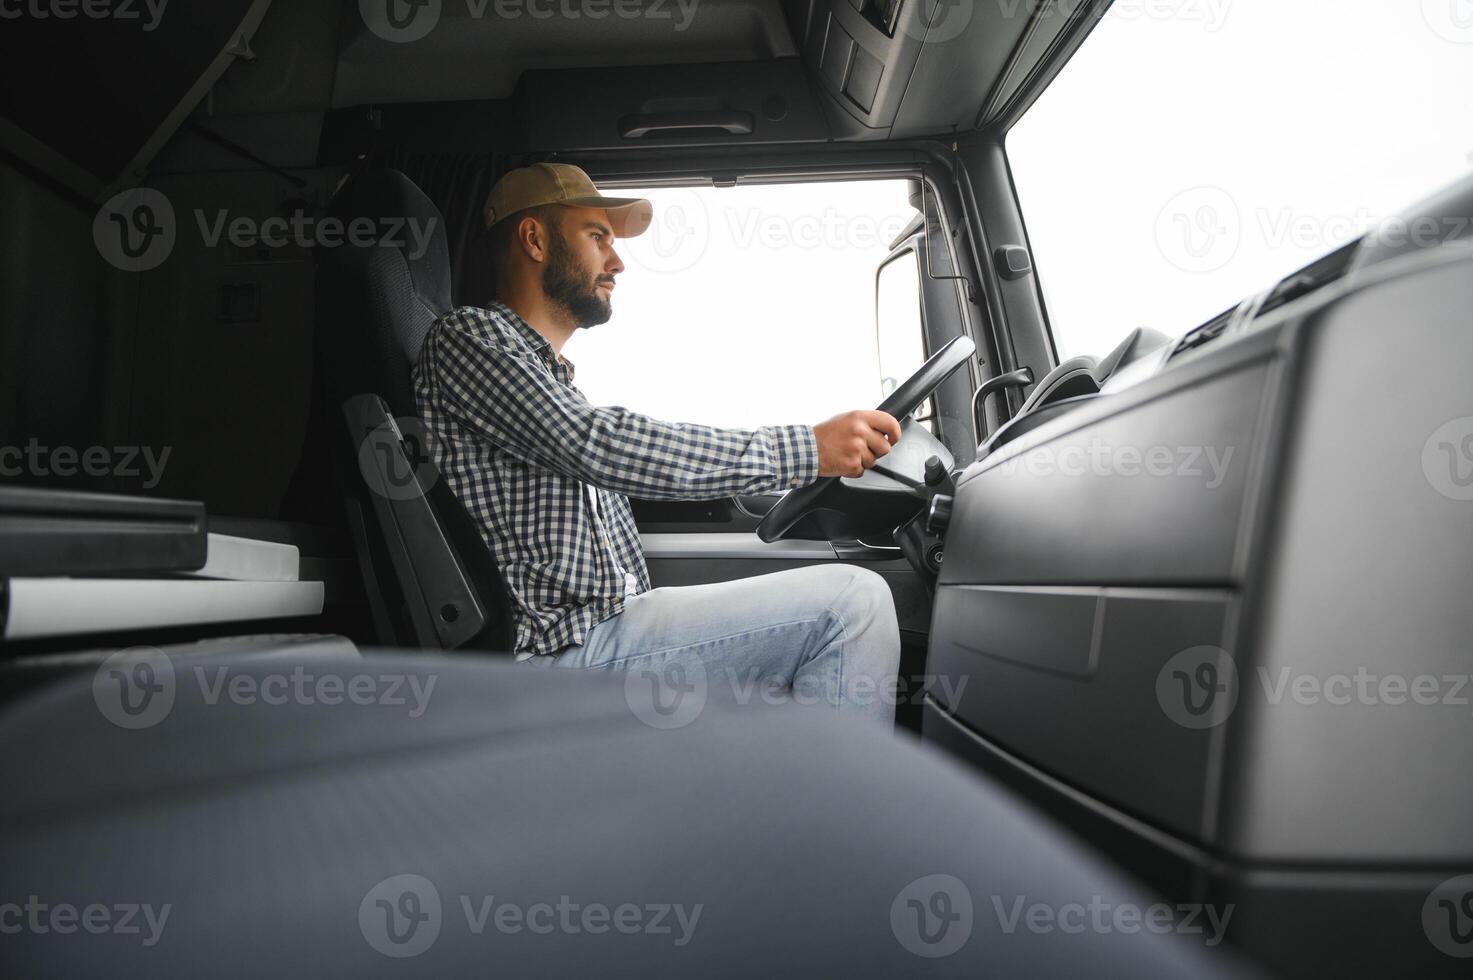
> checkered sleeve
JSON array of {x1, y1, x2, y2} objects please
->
[{"x1": 428, "y1": 322, "x2": 820, "y2": 500}]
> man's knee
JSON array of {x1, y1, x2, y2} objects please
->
[
  {"x1": 850, "y1": 563, "x2": 895, "y2": 604},
  {"x1": 822, "y1": 564, "x2": 898, "y2": 634}
]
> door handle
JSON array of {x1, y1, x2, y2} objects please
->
[
  {"x1": 732, "y1": 494, "x2": 780, "y2": 519},
  {"x1": 833, "y1": 538, "x2": 903, "y2": 561},
  {"x1": 971, "y1": 367, "x2": 1034, "y2": 443}
]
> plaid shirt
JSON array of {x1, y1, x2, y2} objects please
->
[{"x1": 413, "y1": 302, "x2": 819, "y2": 658}]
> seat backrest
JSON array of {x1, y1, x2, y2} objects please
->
[
  {"x1": 316, "y1": 169, "x2": 450, "y2": 417},
  {"x1": 315, "y1": 169, "x2": 514, "y2": 653}
]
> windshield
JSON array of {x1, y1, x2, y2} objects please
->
[{"x1": 1007, "y1": 1, "x2": 1473, "y2": 360}]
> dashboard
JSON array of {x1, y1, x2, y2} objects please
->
[{"x1": 921, "y1": 174, "x2": 1473, "y2": 978}]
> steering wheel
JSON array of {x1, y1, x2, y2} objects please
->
[{"x1": 756, "y1": 336, "x2": 977, "y2": 543}]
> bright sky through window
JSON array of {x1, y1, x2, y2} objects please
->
[
  {"x1": 1009, "y1": 0, "x2": 1473, "y2": 360},
  {"x1": 566, "y1": 180, "x2": 919, "y2": 430}
]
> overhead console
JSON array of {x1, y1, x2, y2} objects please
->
[
  {"x1": 514, "y1": 59, "x2": 830, "y2": 152},
  {"x1": 322, "y1": 0, "x2": 1076, "y2": 154},
  {"x1": 787, "y1": 0, "x2": 912, "y2": 136},
  {"x1": 786, "y1": 0, "x2": 1091, "y2": 139}
]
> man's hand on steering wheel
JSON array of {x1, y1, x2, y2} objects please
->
[
  {"x1": 758, "y1": 337, "x2": 974, "y2": 542},
  {"x1": 813, "y1": 411, "x2": 903, "y2": 479}
]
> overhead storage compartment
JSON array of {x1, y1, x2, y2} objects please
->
[{"x1": 514, "y1": 58, "x2": 831, "y2": 151}]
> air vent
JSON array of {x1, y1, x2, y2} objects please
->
[
  {"x1": 1171, "y1": 307, "x2": 1237, "y2": 358},
  {"x1": 1170, "y1": 238, "x2": 1362, "y2": 361},
  {"x1": 1255, "y1": 238, "x2": 1361, "y2": 320}
]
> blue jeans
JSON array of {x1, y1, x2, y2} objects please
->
[{"x1": 546, "y1": 564, "x2": 902, "y2": 725}]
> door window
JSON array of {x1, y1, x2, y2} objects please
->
[{"x1": 567, "y1": 179, "x2": 920, "y2": 429}]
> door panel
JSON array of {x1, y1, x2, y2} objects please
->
[{"x1": 628, "y1": 496, "x2": 760, "y2": 533}]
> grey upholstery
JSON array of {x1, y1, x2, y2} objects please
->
[
  {"x1": 314, "y1": 170, "x2": 514, "y2": 651},
  {"x1": 0, "y1": 649, "x2": 1250, "y2": 978},
  {"x1": 316, "y1": 169, "x2": 451, "y2": 418}
]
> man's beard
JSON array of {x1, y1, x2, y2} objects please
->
[{"x1": 542, "y1": 228, "x2": 612, "y2": 329}]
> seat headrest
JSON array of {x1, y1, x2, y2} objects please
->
[{"x1": 315, "y1": 169, "x2": 452, "y2": 416}]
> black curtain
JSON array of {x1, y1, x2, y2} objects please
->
[{"x1": 372, "y1": 151, "x2": 508, "y2": 308}]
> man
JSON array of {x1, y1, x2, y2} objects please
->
[{"x1": 413, "y1": 163, "x2": 904, "y2": 723}]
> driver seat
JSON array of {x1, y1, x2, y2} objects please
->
[{"x1": 314, "y1": 168, "x2": 515, "y2": 653}]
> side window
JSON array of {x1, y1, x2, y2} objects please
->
[
  {"x1": 568, "y1": 179, "x2": 920, "y2": 430},
  {"x1": 875, "y1": 247, "x2": 934, "y2": 433}
]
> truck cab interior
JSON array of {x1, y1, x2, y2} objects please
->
[{"x1": 2, "y1": 2, "x2": 1471, "y2": 976}]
